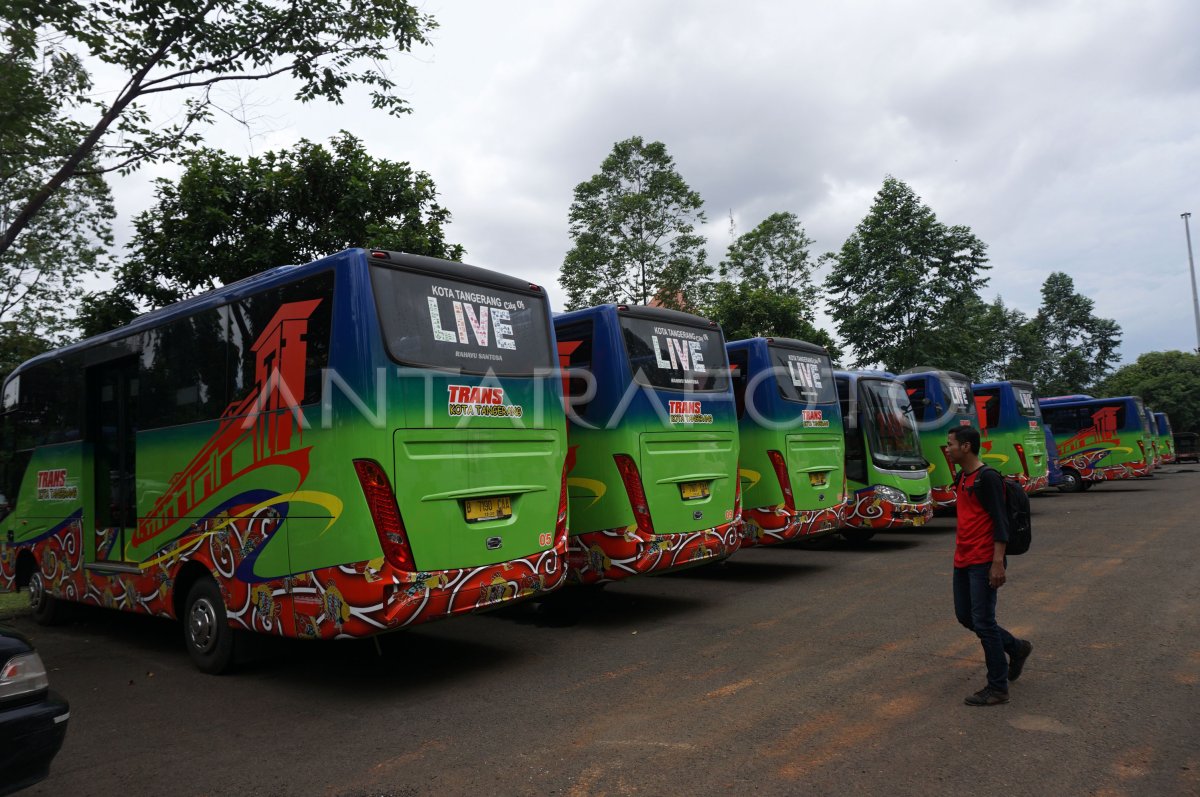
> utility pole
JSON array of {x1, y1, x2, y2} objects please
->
[{"x1": 1183, "y1": 212, "x2": 1200, "y2": 353}]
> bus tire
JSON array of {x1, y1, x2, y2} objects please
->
[
  {"x1": 28, "y1": 571, "x2": 67, "y2": 626},
  {"x1": 1057, "y1": 469, "x2": 1084, "y2": 493},
  {"x1": 840, "y1": 530, "x2": 876, "y2": 544},
  {"x1": 183, "y1": 578, "x2": 236, "y2": 675},
  {"x1": 1080, "y1": 481, "x2": 1095, "y2": 491}
]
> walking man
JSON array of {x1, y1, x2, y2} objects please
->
[{"x1": 945, "y1": 425, "x2": 1033, "y2": 706}]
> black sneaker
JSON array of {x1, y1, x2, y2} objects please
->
[
  {"x1": 964, "y1": 687, "x2": 1009, "y2": 706},
  {"x1": 1009, "y1": 640, "x2": 1033, "y2": 682}
]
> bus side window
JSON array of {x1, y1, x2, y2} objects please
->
[
  {"x1": 727, "y1": 350, "x2": 749, "y2": 420},
  {"x1": 556, "y1": 321, "x2": 594, "y2": 418}
]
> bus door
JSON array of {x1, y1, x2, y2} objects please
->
[{"x1": 88, "y1": 357, "x2": 138, "y2": 562}]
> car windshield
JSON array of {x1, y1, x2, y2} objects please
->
[{"x1": 860, "y1": 378, "x2": 924, "y2": 468}]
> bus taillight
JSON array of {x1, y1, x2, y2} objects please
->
[
  {"x1": 767, "y1": 450, "x2": 794, "y2": 511},
  {"x1": 555, "y1": 462, "x2": 569, "y2": 547},
  {"x1": 1014, "y1": 443, "x2": 1029, "y2": 477},
  {"x1": 353, "y1": 459, "x2": 414, "y2": 570},
  {"x1": 613, "y1": 454, "x2": 655, "y2": 535},
  {"x1": 734, "y1": 474, "x2": 742, "y2": 518}
]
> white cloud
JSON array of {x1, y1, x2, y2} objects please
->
[{"x1": 98, "y1": 0, "x2": 1200, "y2": 362}]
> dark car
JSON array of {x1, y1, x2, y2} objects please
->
[{"x1": 0, "y1": 626, "x2": 70, "y2": 795}]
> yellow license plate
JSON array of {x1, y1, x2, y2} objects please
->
[
  {"x1": 464, "y1": 496, "x2": 512, "y2": 523},
  {"x1": 680, "y1": 481, "x2": 710, "y2": 500},
  {"x1": 809, "y1": 472, "x2": 828, "y2": 487}
]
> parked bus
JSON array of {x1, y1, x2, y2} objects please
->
[
  {"x1": 1144, "y1": 406, "x2": 1163, "y2": 468},
  {"x1": 898, "y1": 369, "x2": 977, "y2": 509},
  {"x1": 726, "y1": 338, "x2": 845, "y2": 547},
  {"x1": 834, "y1": 371, "x2": 933, "y2": 541},
  {"x1": 971, "y1": 380, "x2": 1050, "y2": 494},
  {"x1": 1038, "y1": 395, "x2": 1155, "y2": 491},
  {"x1": 0, "y1": 249, "x2": 570, "y2": 672},
  {"x1": 1155, "y1": 412, "x2": 1176, "y2": 464},
  {"x1": 553, "y1": 305, "x2": 741, "y2": 583}
]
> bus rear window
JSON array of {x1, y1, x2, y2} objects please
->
[
  {"x1": 371, "y1": 266, "x2": 552, "y2": 375},
  {"x1": 619, "y1": 316, "x2": 728, "y2": 392},
  {"x1": 1015, "y1": 386, "x2": 1039, "y2": 417},
  {"x1": 770, "y1": 346, "x2": 835, "y2": 404}
]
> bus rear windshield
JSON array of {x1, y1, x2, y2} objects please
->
[
  {"x1": 1015, "y1": 385, "x2": 1040, "y2": 417},
  {"x1": 371, "y1": 266, "x2": 552, "y2": 375},
  {"x1": 619, "y1": 316, "x2": 728, "y2": 392},
  {"x1": 770, "y1": 346, "x2": 836, "y2": 404}
]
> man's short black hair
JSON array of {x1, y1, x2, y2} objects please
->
[{"x1": 949, "y1": 425, "x2": 981, "y2": 454}]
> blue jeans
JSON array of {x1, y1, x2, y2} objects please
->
[{"x1": 953, "y1": 564, "x2": 1020, "y2": 692}]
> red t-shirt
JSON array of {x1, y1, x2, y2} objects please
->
[{"x1": 954, "y1": 468, "x2": 996, "y2": 567}]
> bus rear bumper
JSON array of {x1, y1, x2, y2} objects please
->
[
  {"x1": 288, "y1": 548, "x2": 570, "y2": 638},
  {"x1": 566, "y1": 521, "x2": 742, "y2": 584},
  {"x1": 740, "y1": 504, "x2": 844, "y2": 547}
]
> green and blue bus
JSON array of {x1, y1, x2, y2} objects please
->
[
  {"x1": 1038, "y1": 394, "x2": 1155, "y2": 491},
  {"x1": 898, "y1": 369, "x2": 977, "y2": 510},
  {"x1": 1143, "y1": 405, "x2": 1163, "y2": 468},
  {"x1": 726, "y1": 338, "x2": 845, "y2": 547},
  {"x1": 0, "y1": 249, "x2": 570, "y2": 671},
  {"x1": 834, "y1": 371, "x2": 933, "y2": 540},
  {"x1": 971, "y1": 380, "x2": 1050, "y2": 494},
  {"x1": 1154, "y1": 412, "x2": 1176, "y2": 464},
  {"x1": 553, "y1": 305, "x2": 741, "y2": 583}
]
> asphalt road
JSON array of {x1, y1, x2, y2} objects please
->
[{"x1": 9, "y1": 468, "x2": 1200, "y2": 797}]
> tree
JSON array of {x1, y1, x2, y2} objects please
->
[
  {"x1": 81, "y1": 132, "x2": 463, "y2": 328},
  {"x1": 706, "y1": 283, "x2": 841, "y2": 362},
  {"x1": 1006, "y1": 272, "x2": 1122, "y2": 395},
  {"x1": 824, "y1": 176, "x2": 989, "y2": 371},
  {"x1": 1, "y1": 30, "x2": 114, "y2": 340},
  {"x1": 560, "y1": 136, "x2": 710, "y2": 311},
  {"x1": 1096, "y1": 350, "x2": 1200, "y2": 433},
  {"x1": 705, "y1": 212, "x2": 839, "y2": 360},
  {"x1": 1, "y1": 0, "x2": 438, "y2": 261}
]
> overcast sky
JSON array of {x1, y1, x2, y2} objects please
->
[{"x1": 110, "y1": 0, "x2": 1200, "y2": 365}]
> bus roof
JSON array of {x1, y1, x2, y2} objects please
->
[
  {"x1": 1037, "y1": 395, "x2": 1143, "y2": 407},
  {"x1": 726, "y1": 337, "x2": 829, "y2": 356},
  {"x1": 973, "y1": 379, "x2": 1037, "y2": 391},
  {"x1": 554, "y1": 303, "x2": 721, "y2": 330},
  {"x1": 899, "y1": 368, "x2": 972, "y2": 383},
  {"x1": 7, "y1": 248, "x2": 539, "y2": 382}
]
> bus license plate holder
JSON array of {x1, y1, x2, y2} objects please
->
[
  {"x1": 808, "y1": 472, "x2": 828, "y2": 488},
  {"x1": 464, "y1": 496, "x2": 513, "y2": 523},
  {"x1": 680, "y1": 481, "x2": 710, "y2": 500}
]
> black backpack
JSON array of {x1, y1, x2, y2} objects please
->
[{"x1": 957, "y1": 467, "x2": 1032, "y2": 555}]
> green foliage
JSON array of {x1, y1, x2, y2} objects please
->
[
  {"x1": 1005, "y1": 272, "x2": 1122, "y2": 395},
  {"x1": 560, "y1": 136, "x2": 710, "y2": 311},
  {"x1": 81, "y1": 132, "x2": 462, "y2": 327},
  {"x1": 0, "y1": 0, "x2": 437, "y2": 259},
  {"x1": 0, "y1": 33, "x2": 114, "y2": 339},
  {"x1": 705, "y1": 212, "x2": 839, "y2": 360},
  {"x1": 707, "y1": 282, "x2": 841, "y2": 362},
  {"x1": 824, "y1": 176, "x2": 989, "y2": 371},
  {"x1": 0, "y1": 320, "x2": 55, "y2": 383},
  {"x1": 1096, "y1": 350, "x2": 1200, "y2": 433}
]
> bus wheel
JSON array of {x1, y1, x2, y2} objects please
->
[
  {"x1": 1057, "y1": 469, "x2": 1084, "y2": 493},
  {"x1": 184, "y1": 578, "x2": 236, "y2": 674},
  {"x1": 28, "y1": 571, "x2": 67, "y2": 625},
  {"x1": 840, "y1": 530, "x2": 876, "y2": 544}
]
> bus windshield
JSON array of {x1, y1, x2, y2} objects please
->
[
  {"x1": 861, "y1": 379, "x2": 924, "y2": 469},
  {"x1": 770, "y1": 346, "x2": 836, "y2": 404},
  {"x1": 371, "y1": 266, "x2": 552, "y2": 375},
  {"x1": 1134, "y1": 399, "x2": 1150, "y2": 434},
  {"x1": 620, "y1": 316, "x2": 728, "y2": 392}
]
